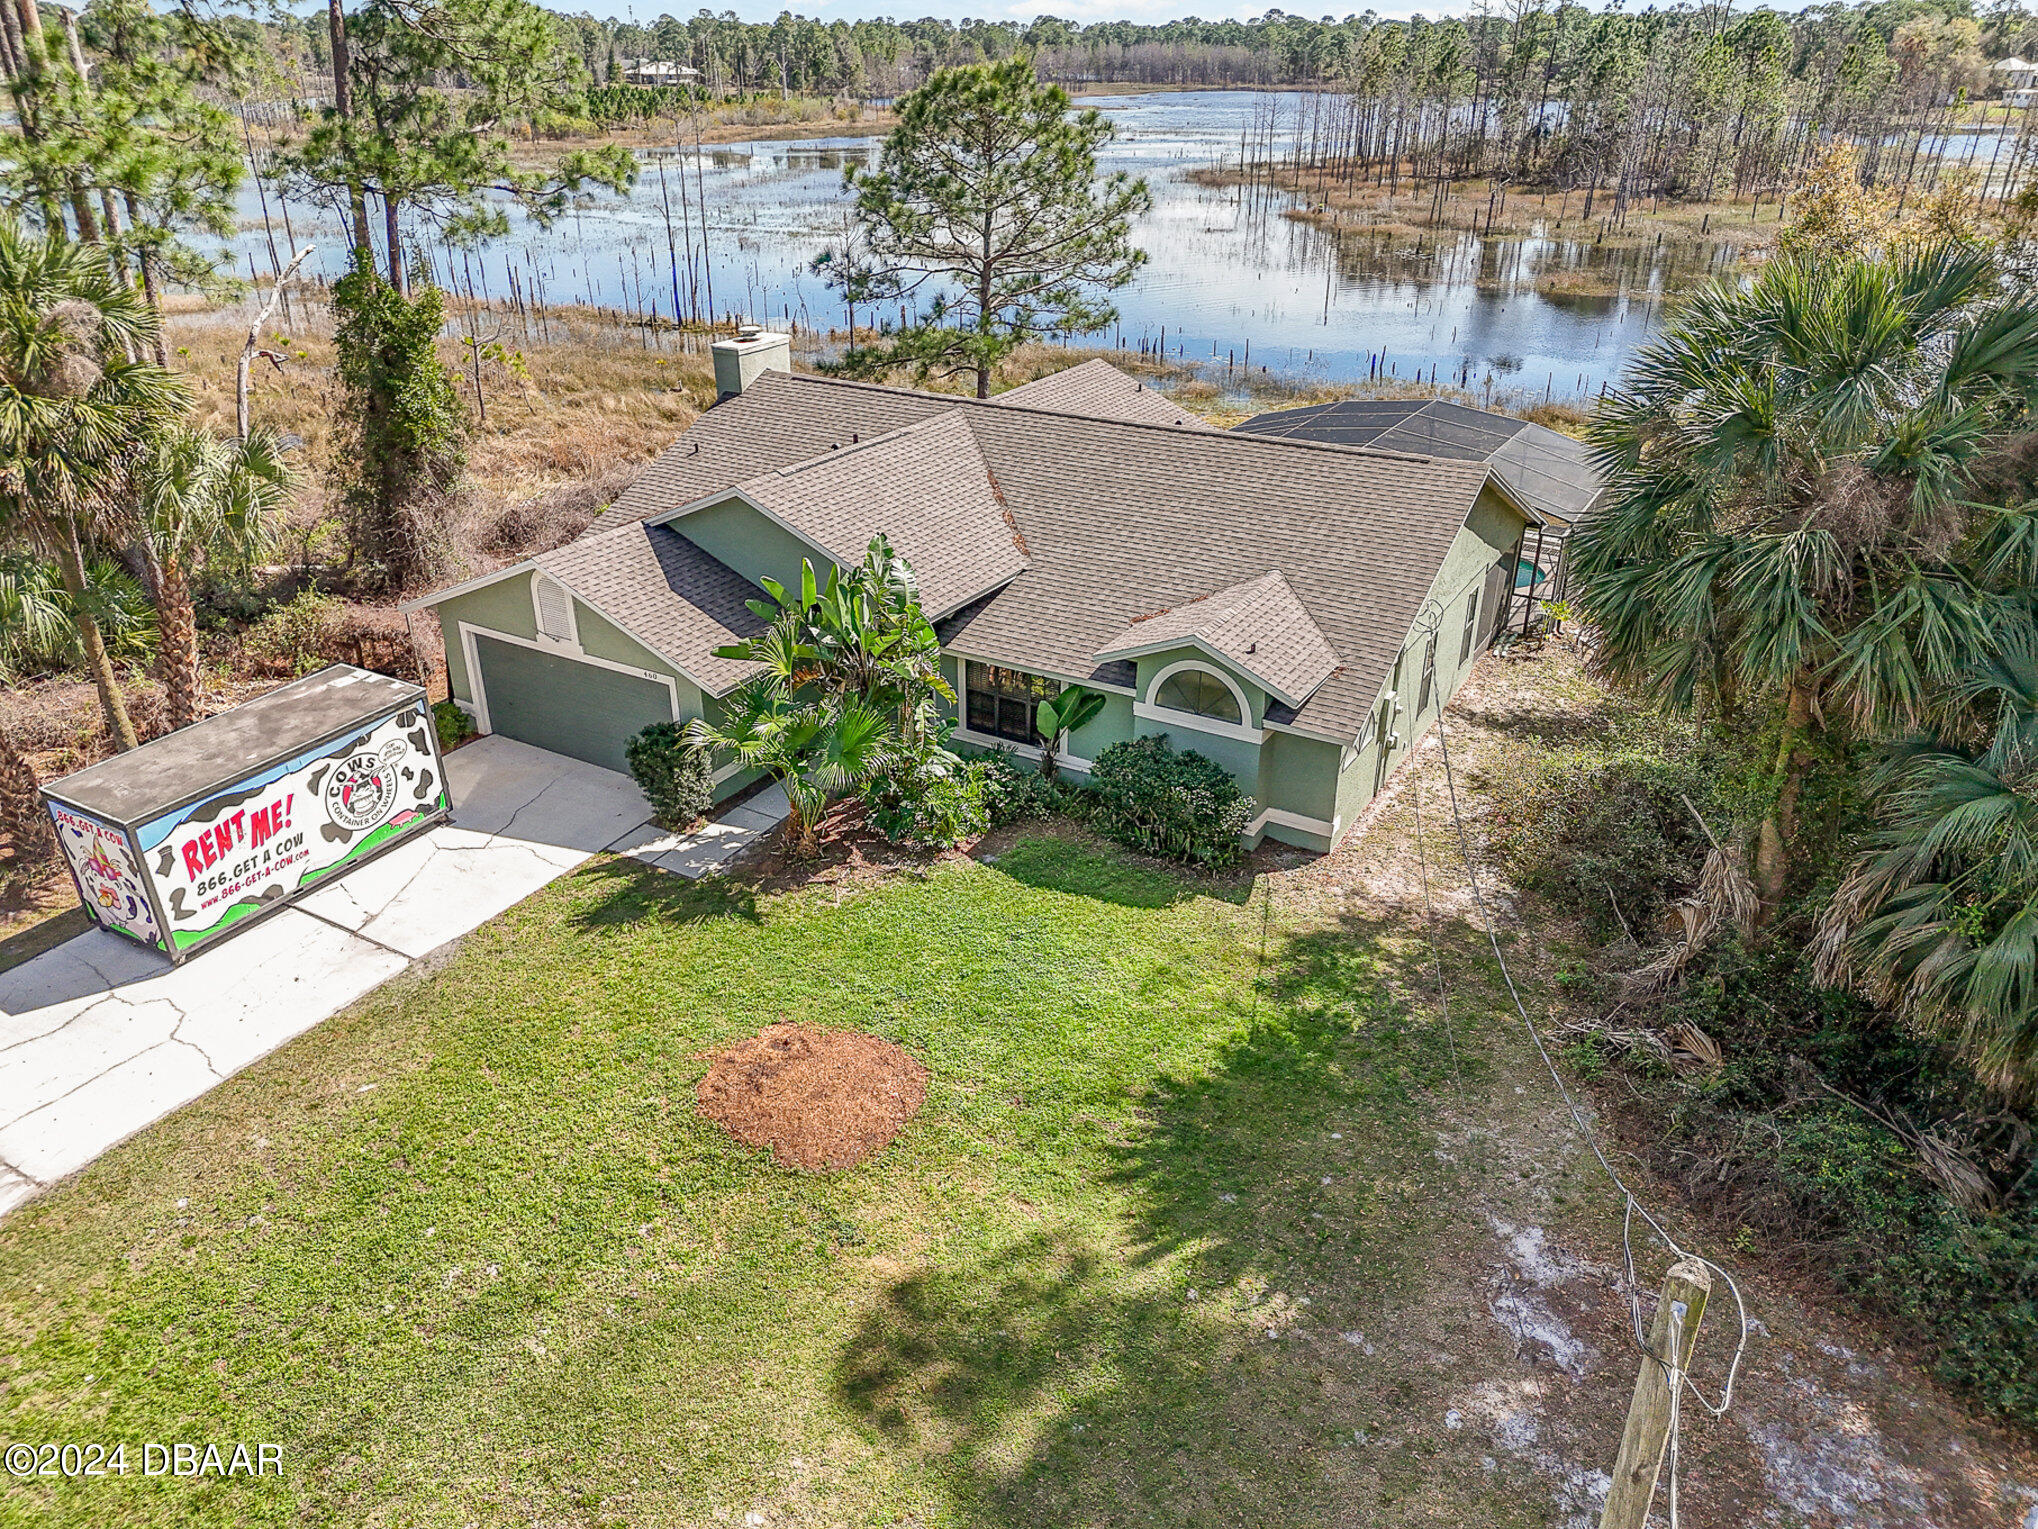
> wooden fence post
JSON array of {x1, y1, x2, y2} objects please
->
[{"x1": 1599, "y1": 1257, "x2": 1711, "y2": 1529}]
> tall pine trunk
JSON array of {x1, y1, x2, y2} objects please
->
[
  {"x1": 55, "y1": 514, "x2": 139, "y2": 751},
  {"x1": 327, "y1": 0, "x2": 372, "y2": 257},
  {"x1": 385, "y1": 195, "x2": 406, "y2": 293},
  {"x1": 156, "y1": 552, "x2": 200, "y2": 730},
  {"x1": 123, "y1": 193, "x2": 171, "y2": 367}
]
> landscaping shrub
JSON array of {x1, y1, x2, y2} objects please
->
[
  {"x1": 626, "y1": 722, "x2": 716, "y2": 828},
  {"x1": 979, "y1": 747, "x2": 1087, "y2": 824},
  {"x1": 1607, "y1": 930, "x2": 2038, "y2": 1427},
  {"x1": 433, "y1": 700, "x2": 475, "y2": 752},
  {"x1": 860, "y1": 762, "x2": 994, "y2": 856},
  {"x1": 1087, "y1": 734, "x2": 1253, "y2": 868},
  {"x1": 246, "y1": 588, "x2": 337, "y2": 677},
  {"x1": 863, "y1": 744, "x2": 994, "y2": 850},
  {"x1": 1484, "y1": 715, "x2": 1731, "y2": 941}
]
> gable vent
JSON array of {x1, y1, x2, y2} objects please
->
[{"x1": 534, "y1": 574, "x2": 574, "y2": 642}]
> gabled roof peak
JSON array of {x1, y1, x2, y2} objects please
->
[
  {"x1": 725, "y1": 408, "x2": 1025, "y2": 620},
  {"x1": 1096, "y1": 569, "x2": 1339, "y2": 709}
]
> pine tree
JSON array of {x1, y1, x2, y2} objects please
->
[
  {"x1": 282, "y1": 0, "x2": 635, "y2": 292},
  {"x1": 825, "y1": 57, "x2": 1150, "y2": 398}
]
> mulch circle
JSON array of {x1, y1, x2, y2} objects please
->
[{"x1": 696, "y1": 1023, "x2": 929, "y2": 1171}]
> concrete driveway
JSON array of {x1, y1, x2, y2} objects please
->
[{"x1": 0, "y1": 736, "x2": 785, "y2": 1219}]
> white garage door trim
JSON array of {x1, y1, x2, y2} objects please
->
[{"x1": 459, "y1": 621, "x2": 680, "y2": 738}]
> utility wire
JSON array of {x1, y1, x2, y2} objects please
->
[
  {"x1": 1399, "y1": 592, "x2": 1751, "y2": 1529},
  {"x1": 1400, "y1": 597, "x2": 1751, "y2": 1440},
  {"x1": 1428, "y1": 704, "x2": 1750, "y2": 1422}
]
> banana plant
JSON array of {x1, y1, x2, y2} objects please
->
[
  {"x1": 717, "y1": 536, "x2": 950, "y2": 724},
  {"x1": 1033, "y1": 685, "x2": 1106, "y2": 780}
]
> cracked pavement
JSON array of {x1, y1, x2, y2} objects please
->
[{"x1": 0, "y1": 736, "x2": 781, "y2": 1220}]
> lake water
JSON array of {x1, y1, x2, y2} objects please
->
[{"x1": 227, "y1": 89, "x2": 1775, "y2": 402}]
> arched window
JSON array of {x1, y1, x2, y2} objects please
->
[{"x1": 1153, "y1": 666, "x2": 1243, "y2": 725}]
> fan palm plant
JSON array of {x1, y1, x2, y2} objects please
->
[
  {"x1": 0, "y1": 552, "x2": 156, "y2": 678},
  {"x1": 0, "y1": 553, "x2": 71, "y2": 678},
  {"x1": 0, "y1": 221, "x2": 187, "y2": 749},
  {"x1": 136, "y1": 424, "x2": 294, "y2": 728},
  {"x1": 1815, "y1": 638, "x2": 2038, "y2": 1101},
  {"x1": 682, "y1": 682, "x2": 896, "y2": 856},
  {"x1": 1573, "y1": 242, "x2": 2038, "y2": 903}
]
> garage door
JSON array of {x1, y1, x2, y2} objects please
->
[{"x1": 473, "y1": 635, "x2": 673, "y2": 775}]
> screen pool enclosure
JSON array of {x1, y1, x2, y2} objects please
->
[{"x1": 41, "y1": 665, "x2": 450, "y2": 963}]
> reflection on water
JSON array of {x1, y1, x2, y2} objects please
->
[{"x1": 224, "y1": 90, "x2": 1791, "y2": 398}]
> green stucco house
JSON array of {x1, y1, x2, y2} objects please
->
[{"x1": 405, "y1": 340, "x2": 1541, "y2": 853}]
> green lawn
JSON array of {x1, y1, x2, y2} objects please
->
[{"x1": 0, "y1": 833, "x2": 1542, "y2": 1527}]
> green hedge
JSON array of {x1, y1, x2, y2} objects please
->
[
  {"x1": 625, "y1": 722, "x2": 716, "y2": 829},
  {"x1": 432, "y1": 699, "x2": 475, "y2": 752},
  {"x1": 1087, "y1": 734, "x2": 1254, "y2": 868}
]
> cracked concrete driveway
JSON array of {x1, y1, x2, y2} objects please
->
[{"x1": 0, "y1": 736, "x2": 784, "y2": 1220}]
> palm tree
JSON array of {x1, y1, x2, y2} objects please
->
[
  {"x1": 743, "y1": 535, "x2": 951, "y2": 723},
  {"x1": 136, "y1": 425, "x2": 294, "y2": 729},
  {"x1": 1573, "y1": 243, "x2": 2038, "y2": 904},
  {"x1": 1815, "y1": 637, "x2": 2038, "y2": 1102},
  {"x1": 683, "y1": 682, "x2": 896, "y2": 856},
  {"x1": 688, "y1": 536, "x2": 949, "y2": 855},
  {"x1": 0, "y1": 222, "x2": 187, "y2": 750}
]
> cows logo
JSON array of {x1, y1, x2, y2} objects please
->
[{"x1": 324, "y1": 741, "x2": 407, "y2": 832}]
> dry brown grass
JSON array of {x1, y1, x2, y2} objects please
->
[{"x1": 167, "y1": 300, "x2": 716, "y2": 583}]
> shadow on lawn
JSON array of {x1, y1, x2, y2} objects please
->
[
  {"x1": 985, "y1": 834, "x2": 1255, "y2": 909},
  {"x1": 566, "y1": 856, "x2": 762, "y2": 930},
  {"x1": 834, "y1": 910, "x2": 1499, "y2": 1526}
]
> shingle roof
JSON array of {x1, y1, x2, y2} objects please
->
[
  {"x1": 1232, "y1": 397, "x2": 1603, "y2": 525},
  {"x1": 580, "y1": 368, "x2": 1515, "y2": 741},
  {"x1": 1093, "y1": 571, "x2": 1337, "y2": 708},
  {"x1": 728, "y1": 410, "x2": 1026, "y2": 618},
  {"x1": 532, "y1": 521, "x2": 766, "y2": 694},
  {"x1": 991, "y1": 358, "x2": 1209, "y2": 430}
]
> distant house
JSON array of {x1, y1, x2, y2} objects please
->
[
  {"x1": 404, "y1": 340, "x2": 1543, "y2": 855},
  {"x1": 1994, "y1": 56, "x2": 2038, "y2": 106},
  {"x1": 622, "y1": 60, "x2": 699, "y2": 87},
  {"x1": 1231, "y1": 396, "x2": 1605, "y2": 627}
]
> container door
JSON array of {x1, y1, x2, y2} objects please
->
[{"x1": 45, "y1": 801, "x2": 164, "y2": 951}]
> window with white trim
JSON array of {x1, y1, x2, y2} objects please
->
[
  {"x1": 1458, "y1": 589, "x2": 1480, "y2": 664},
  {"x1": 1416, "y1": 635, "x2": 1438, "y2": 715},
  {"x1": 965, "y1": 661, "x2": 1059, "y2": 746},
  {"x1": 1152, "y1": 667, "x2": 1242, "y2": 724}
]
